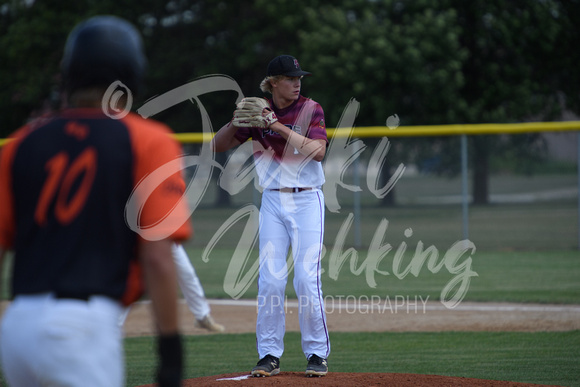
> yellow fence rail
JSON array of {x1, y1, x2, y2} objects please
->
[
  {"x1": 172, "y1": 121, "x2": 580, "y2": 144},
  {"x1": 4, "y1": 121, "x2": 578, "y2": 147}
]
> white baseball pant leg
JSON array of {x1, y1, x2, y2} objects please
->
[
  {"x1": 256, "y1": 189, "x2": 330, "y2": 360},
  {"x1": 172, "y1": 243, "x2": 211, "y2": 319},
  {"x1": 1, "y1": 293, "x2": 124, "y2": 387}
]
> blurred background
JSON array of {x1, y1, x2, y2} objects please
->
[{"x1": 1, "y1": 0, "x2": 579, "y2": 253}]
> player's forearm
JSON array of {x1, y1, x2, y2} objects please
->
[
  {"x1": 270, "y1": 121, "x2": 326, "y2": 161},
  {"x1": 210, "y1": 121, "x2": 240, "y2": 152},
  {"x1": 140, "y1": 240, "x2": 180, "y2": 334}
]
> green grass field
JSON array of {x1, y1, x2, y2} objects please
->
[
  {"x1": 124, "y1": 331, "x2": 580, "y2": 386},
  {"x1": 186, "y1": 248, "x2": 580, "y2": 305}
]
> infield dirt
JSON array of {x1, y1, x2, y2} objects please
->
[{"x1": 123, "y1": 299, "x2": 580, "y2": 337}]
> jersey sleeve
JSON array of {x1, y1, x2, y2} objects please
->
[
  {"x1": 0, "y1": 127, "x2": 29, "y2": 249},
  {"x1": 233, "y1": 125, "x2": 253, "y2": 144},
  {"x1": 306, "y1": 102, "x2": 327, "y2": 143},
  {"x1": 124, "y1": 115, "x2": 192, "y2": 242}
]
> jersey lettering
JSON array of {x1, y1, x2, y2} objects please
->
[{"x1": 261, "y1": 124, "x2": 299, "y2": 138}]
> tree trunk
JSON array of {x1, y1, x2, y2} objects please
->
[{"x1": 380, "y1": 160, "x2": 396, "y2": 207}]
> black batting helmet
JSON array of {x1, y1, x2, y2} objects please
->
[{"x1": 61, "y1": 15, "x2": 146, "y2": 95}]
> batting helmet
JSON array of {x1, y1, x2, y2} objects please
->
[{"x1": 61, "y1": 15, "x2": 147, "y2": 95}]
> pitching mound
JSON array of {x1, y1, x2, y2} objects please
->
[{"x1": 139, "y1": 372, "x2": 558, "y2": 386}]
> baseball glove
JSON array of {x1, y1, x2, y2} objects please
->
[{"x1": 233, "y1": 97, "x2": 278, "y2": 128}]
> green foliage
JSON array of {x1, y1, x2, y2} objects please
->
[
  {"x1": 299, "y1": 0, "x2": 467, "y2": 126},
  {"x1": 1, "y1": 0, "x2": 577, "y2": 133},
  {"x1": 453, "y1": 0, "x2": 566, "y2": 123},
  {"x1": 0, "y1": 0, "x2": 83, "y2": 131}
]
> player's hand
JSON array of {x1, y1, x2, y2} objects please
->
[
  {"x1": 157, "y1": 333, "x2": 183, "y2": 387},
  {"x1": 233, "y1": 97, "x2": 278, "y2": 128}
]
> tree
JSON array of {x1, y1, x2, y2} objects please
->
[
  {"x1": 298, "y1": 0, "x2": 466, "y2": 127},
  {"x1": 298, "y1": 0, "x2": 576, "y2": 205},
  {"x1": 0, "y1": 0, "x2": 171, "y2": 135},
  {"x1": 0, "y1": 0, "x2": 313, "y2": 207},
  {"x1": 297, "y1": 0, "x2": 468, "y2": 206},
  {"x1": 1, "y1": 0, "x2": 577, "y2": 206},
  {"x1": 451, "y1": 0, "x2": 568, "y2": 204},
  {"x1": 0, "y1": 0, "x2": 87, "y2": 134}
]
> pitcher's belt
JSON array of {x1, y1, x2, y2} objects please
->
[{"x1": 270, "y1": 187, "x2": 313, "y2": 193}]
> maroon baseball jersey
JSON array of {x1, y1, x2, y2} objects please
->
[{"x1": 234, "y1": 95, "x2": 327, "y2": 189}]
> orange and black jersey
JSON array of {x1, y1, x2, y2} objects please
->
[{"x1": 0, "y1": 109, "x2": 191, "y2": 302}]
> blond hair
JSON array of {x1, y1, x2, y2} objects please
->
[{"x1": 260, "y1": 75, "x2": 284, "y2": 94}]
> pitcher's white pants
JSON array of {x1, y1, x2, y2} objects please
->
[{"x1": 256, "y1": 189, "x2": 330, "y2": 360}]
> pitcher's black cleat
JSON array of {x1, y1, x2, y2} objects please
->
[
  {"x1": 251, "y1": 354, "x2": 280, "y2": 377},
  {"x1": 305, "y1": 354, "x2": 328, "y2": 377}
]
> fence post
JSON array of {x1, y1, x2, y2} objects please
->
[
  {"x1": 353, "y1": 157, "x2": 362, "y2": 249},
  {"x1": 461, "y1": 134, "x2": 469, "y2": 241}
]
